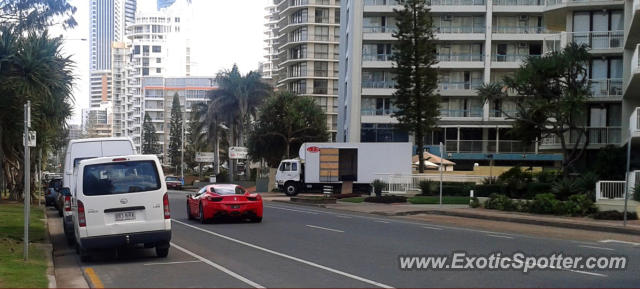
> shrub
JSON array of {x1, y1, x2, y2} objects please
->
[
  {"x1": 551, "y1": 178, "x2": 580, "y2": 201},
  {"x1": 419, "y1": 180, "x2": 436, "y2": 196},
  {"x1": 564, "y1": 194, "x2": 597, "y2": 216},
  {"x1": 469, "y1": 196, "x2": 480, "y2": 208},
  {"x1": 533, "y1": 170, "x2": 559, "y2": 183},
  {"x1": 333, "y1": 193, "x2": 361, "y2": 199},
  {"x1": 484, "y1": 194, "x2": 516, "y2": 211},
  {"x1": 593, "y1": 210, "x2": 639, "y2": 220},
  {"x1": 216, "y1": 170, "x2": 229, "y2": 183},
  {"x1": 475, "y1": 184, "x2": 506, "y2": 197},
  {"x1": 633, "y1": 184, "x2": 640, "y2": 202},
  {"x1": 372, "y1": 179, "x2": 386, "y2": 197},
  {"x1": 575, "y1": 172, "x2": 599, "y2": 198},
  {"x1": 498, "y1": 166, "x2": 531, "y2": 199},
  {"x1": 525, "y1": 183, "x2": 552, "y2": 199},
  {"x1": 482, "y1": 176, "x2": 498, "y2": 185},
  {"x1": 364, "y1": 195, "x2": 407, "y2": 204},
  {"x1": 528, "y1": 193, "x2": 559, "y2": 214}
]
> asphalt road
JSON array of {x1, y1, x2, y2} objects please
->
[{"x1": 75, "y1": 190, "x2": 640, "y2": 288}]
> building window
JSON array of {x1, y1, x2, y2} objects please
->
[
  {"x1": 152, "y1": 46, "x2": 161, "y2": 53},
  {"x1": 315, "y1": 8, "x2": 329, "y2": 24},
  {"x1": 313, "y1": 79, "x2": 328, "y2": 94},
  {"x1": 156, "y1": 58, "x2": 162, "y2": 63},
  {"x1": 142, "y1": 68, "x2": 149, "y2": 76},
  {"x1": 314, "y1": 62, "x2": 328, "y2": 77},
  {"x1": 156, "y1": 68, "x2": 161, "y2": 73},
  {"x1": 315, "y1": 26, "x2": 329, "y2": 41},
  {"x1": 361, "y1": 124, "x2": 408, "y2": 142},
  {"x1": 315, "y1": 44, "x2": 329, "y2": 59}
]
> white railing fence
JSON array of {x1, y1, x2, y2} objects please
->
[
  {"x1": 595, "y1": 181, "x2": 626, "y2": 200},
  {"x1": 374, "y1": 174, "x2": 484, "y2": 194}
]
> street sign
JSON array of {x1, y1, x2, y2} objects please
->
[
  {"x1": 195, "y1": 152, "x2": 215, "y2": 163},
  {"x1": 229, "y1": 146, "x2": 248, "y2": 160},
  {"x1": 23, "y1": 131, "x2": 36, "y2": 147}
]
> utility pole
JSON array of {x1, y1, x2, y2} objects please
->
[
  {"x1": 23, "y1": 101, "x2": 31, "y2": 261},
  {"x1": 439, "y1": 142, "x2": 444, "y2": 207},
  {"x1": 181, "y1": 111, "x2": 185, "y2": 180},
  {"x1": 623, "y1": 137, "x2": 631, "y2": 226}
]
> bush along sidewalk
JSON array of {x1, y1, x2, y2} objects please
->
[{"x1": 0, "y1": 203, "x2": 48, "y2": 288}]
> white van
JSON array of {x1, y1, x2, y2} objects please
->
[
  {"x1": 63, "y1": 137, "x2": 135, "y2": 242},
  {"x1": 72, "y1": 155, "x2": 171, "y2": 261}
]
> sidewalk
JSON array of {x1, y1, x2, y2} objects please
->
[
  {"x1": 266, "y1": 196, "x2": 640, "y2": 236},
  {"x1": 45, "y1": 208, "x2": 89, "y2": 288}
]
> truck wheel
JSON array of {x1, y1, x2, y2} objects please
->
[{"x1": 284, "y1": 182, "x2": 298, "y2": 196}]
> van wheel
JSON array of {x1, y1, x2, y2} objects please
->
[
  {"x1": 187, "y1": 202, "x2": 194, "y2": 220},
  {"x1": 199, "y1": 203, "x2": 207, "y2": 224},
  {"x1": 156, "y1": 247, "x2": 169, "y2": 258},
  {"x1": 284, "y1": 182, "x2": 298, "y2": 196}
]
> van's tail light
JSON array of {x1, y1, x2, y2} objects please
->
[
  {"x1": 77, "y1": 200, "x2": 86, "y2": 227},
  {"x1": 64, "y1": 196, "x2": 71, "y2": 212},
  {"x1": 163, "y1": 193, "x2": 170, "y2": 219}
]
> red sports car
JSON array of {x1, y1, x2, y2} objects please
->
[{"x1": 186, "y1": 184, "x2": 263, "y2": 223}]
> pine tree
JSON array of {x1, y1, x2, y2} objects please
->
[
  {"x1": 168, "y1": 93, "x2": 183, "y2": 173},
  {"x1": 142, "y1": 112, "x2": 159, "y2": 154},
  {"x1": 392, "y1": 0, "x2": 439, "y2": 173}
]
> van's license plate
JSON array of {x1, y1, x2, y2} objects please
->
[{"x1": 115, "y1": 211, "x2": 135, "y2": 221}]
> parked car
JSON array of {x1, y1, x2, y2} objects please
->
[
  {"x1": 45, "y1": 178, "x2": 62, "y2": 207},
  {"x1": 165, "y1": 176, "x2": 183, "y2": 190},
  {"x1": 57, "y1": 187, "x2": 74, "y2": 243},
  {"x1": 186, "y1": 184, "x2": 262, "y2": 223},
  {"x1": 72, "y1": 155, "x2": 171, "y2": 261}
]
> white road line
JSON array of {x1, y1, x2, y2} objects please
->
[
  {"x1": 264, "y1": 205, "x2": 319, "y2": 215},
  {"x1": 172, "y1": 220, "x2": 394, "y2": 288},
  {"x1": 578, "y1": 245, "x2": 615, "y2": 251},
  {"x1": 561, "y1": 268, "x2": 608, "y2": 277},
  {"x1": 487, "y1": 234, "x2": 514, "y2": 239},
  {"x1": 375, "y1": 220, "x2": 390, "y2": 224},
  {"x1": 599, "y1": 239, "x2": 640, "y2": 246},
  {"x1": 143, "y1": 260, "x2": 201, "y2": 266},
  {"x1": 306, "y1": 224, "x2": 345, "y2": 233},
  {"x1": 422, "y1": 226, "x2": 443, "y2": 231},
  {"x1": 171, "y1": 242, "x2": 265, "y2": 288},
  {"x1": 335, "y1": 215, "x2": 353, "y2": 219}
]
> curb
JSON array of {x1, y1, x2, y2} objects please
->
[
  {"x1": 43, "y1": 208, "x2": 57, "y2": 289},
  {"x1": 271, "y1": 200, "x2": 640, "y2": 236}
]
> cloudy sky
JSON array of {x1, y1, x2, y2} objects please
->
[{"x1": 52, "y1": 0, "x2": 267, "y2": 125}]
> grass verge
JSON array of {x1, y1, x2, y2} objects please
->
[
  {"x1": 0, "y1": 202, "x2": 48, "y2": 288},
  {"x1": 408, "y1": 196, "x2": 470, "y2": 205},
  {"x1": 339, "y1": 197, "x2": 366, "y2": 203}
]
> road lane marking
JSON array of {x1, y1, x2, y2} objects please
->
[
  {"x1": 84, "y1": 268, "x2": 105, "y2": 288},
  {"x1": 306, "y1": 225, "x2": 345, "y2": 233},
  {"x1": 173, "y1": 219, "x2": 394, "y2": 288},
  {"x1": 487, "y1": 234, "x2": 514, "y2": 239},
  {"x1": 560, "y1": 268, "x2": 608, "y2": 277},
  {"x1": 335, "y1": 215, "x2": 352, "y2": 219},
  {"x1": 171, "y1": 242, "x2": 265, "y2": 288},
  {"x1": 143, "y1": 260, "x2": 201, "y2": 266},
  {"x1": 599, "y1": 239, "x2": 640, "y2": 246},
  {"x1": 422, "y1": 226, "x2": 443, "y2": 231},
  {"x1": 264, "y1": 205, "x2": 319, "y2": 215},
  {"x1": 578, "y1": 245, "x2": 614, "y2": 251},
  {"x1": 375, "y1": 220, "x2": 390, "y2": 224}
]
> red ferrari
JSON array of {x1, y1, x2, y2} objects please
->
[{"x1": 186, "y1": 184, "x2": 263, "y2": 223}]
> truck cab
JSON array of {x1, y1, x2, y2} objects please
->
[{"x1": 275, "y1": 159, "x2": 302, "y2": 196}]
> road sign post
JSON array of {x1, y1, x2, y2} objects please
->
[{"x1": 23, "y1": 101, "x2": 31, "y2": 261}]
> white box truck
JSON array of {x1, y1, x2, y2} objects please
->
[{"x1": 275, "y1": 143, "x2": 412, "y2": 196}]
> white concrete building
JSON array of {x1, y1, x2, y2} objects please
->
[
  {"x1": 263, "y1": 1, "x2": 280, "y2": 83},
  {"x1": 338, "y1": 0, "x2": 632, "y2": 167}
]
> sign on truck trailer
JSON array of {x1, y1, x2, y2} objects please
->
[{"x1": 275, "y1": 143, "x2": 412, "y2": 196}]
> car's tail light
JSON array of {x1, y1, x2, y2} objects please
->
[
  {"x1": 207, "y1": 196, "x2": 223, "y2": 202},
  {"x1": 247, "y1": 194, "x2": 261, "y2": 201},
  {"x1": 163, "y1": 193, "x2": 170, "y2": 219},
  {"x1": 64, "y1": 196, "x2": 71, "y2": 212},
  {"x1": 77, "y1": 200, "x2": 86, "y2": 227}
]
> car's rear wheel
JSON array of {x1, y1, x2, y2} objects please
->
[
  {"x1": 284, "y1": 182, "x2": 298, "y2": 196},
  {"x1": 250, "y1": 216, "x2": 262, "y2": 223},
  {"x1": 187, "y1": 202, "x2": 194, "y2": 220},
  {"x1": 199, "y1": 203, "x2": 206, "y2": 224},
  {"x1": 156, "y1": 246, "x2": 169, "y2": 258}
]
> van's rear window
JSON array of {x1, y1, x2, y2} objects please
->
[{"x1": 83, "y1": 161, "x2": 161, "y2": 196}]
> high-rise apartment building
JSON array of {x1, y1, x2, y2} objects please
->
[
  {"x1": 158, "y1": 0, "x2": 177, "y2": 10},
  {"x1": 338, "y1": 0, "x2": 635, "y2": 167},
  {"x1": 267, "y1": 0, "x2": 342, "y2": 141},
  {"x1": 263, "y1": 1, "x2": 279, "y2": 84},
  {"x1": 141, "y1": 77, "x2": 217, "y2": 162}
]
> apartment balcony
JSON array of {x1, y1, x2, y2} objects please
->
[
  {"x1": 429, "y1": 0, "x2": 486, "y2": 13},
  {"x1": 630, "y1": 107, "x2": 640, "y2": 139},
  {"x1": 360, "y1": 108, "x2": 399, "y2": 123},
  {"x1": 434, "y1": 26, "x2": 485, "y2": 41},
  {"x1": 491, "y1": 54, "x2": 540, "y2": 69},
  {"x1": 440, "y1": 108, "x2": 483, "y2": 119},
  {"x1": 539, "y1": 127, "x2": 622, "y2": 150},
  {"x1": 437, "y1": 81, "x2": 482, "y2": 96},
  {"x1": 625, "y1": 45, "x2": 640, "y2": 98},
  {"x1": 543, "y1": 31, "x2": 623, "y2": 54},
  {"x1": 436, "y1": 54, "x2": 484, "y2": 69},
  {"x1": 362, "y1": 26, "x2": 396, "y2": 41},
  {"x1": 626, "y1": 0, "x2": 640, "y2": 48},
  {"x1": 362, "y1": 54, "x2": 394, "y2": 69},
  {"x1": 493, "y1": 0, "x2": 545, "y2": 12},
  {"x1": 362, "y1": 80, "x2": 396, "y2": 95},
  {"x1": 588, "y1": 78, "x2": 622, "y2": 101},
  {"x1": 363, "y1": 0, "x2": 401, "y2": 12},
  {"x1": 492, "y1": 26, "x2": 548, "y2": 41},
  {"x1": 445, "y1": 140, "x2": 536, "y2": 154},
  {"x1": 544, "y1": 0, "x2": 624, "y2": 12},
  {"x1": 489, "y1": 109, "x2": 518, "y2": 119}
]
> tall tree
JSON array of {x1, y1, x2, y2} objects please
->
[
  {"x1": 392, "y1": 0, "x2": 439, "y2": 173},
  {"x1": 247, "y1": 92, "x2": 328, "y2": 167},
  {"x1": 142, "y1": 112, "x2": 159, "y2": 155},
  {"x1": 477, "y1": 43, "x2": 591, "y2": 177},
  {"x1": 168, "y1": 93, "x2": 183, "y2": 174},
  {"x1": 0, "y1": 0, "x2": 77, "y2": 31}
]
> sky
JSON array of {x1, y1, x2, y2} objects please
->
[{"x1": 51, "y1": 0, "x2": 267, "y2": 125}]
